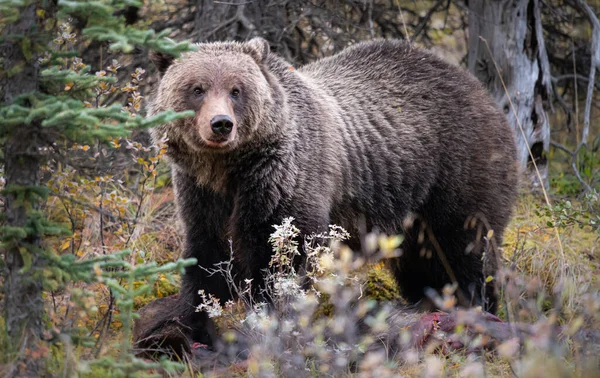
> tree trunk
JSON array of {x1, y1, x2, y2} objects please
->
[
  {"x1": 1, "y1": 3, "x2": 51, "y2": 376},
  {"x1": 467, "y1": 0, "x2": 552, "y2": 190}
]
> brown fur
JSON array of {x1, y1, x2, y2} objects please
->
[{"x1": 144, "y1": 38, "x2": 518, "y2": 349}]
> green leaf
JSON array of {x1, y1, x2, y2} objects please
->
[
  {"x1": 20, "y1": 36, "x2": 33, "y2": 61},
  {"x1": 19, "y1": 246, "x2": 33, "y2": 272}
]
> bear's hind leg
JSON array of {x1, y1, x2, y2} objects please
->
[{"x1": 389, "y1": 221, "x2": 499, "y2": 313}]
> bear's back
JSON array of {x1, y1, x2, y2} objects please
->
[
  {"x1": 299, "y1": 40, "x2": 481, "y2": 98},
  {"x1": 295, "y1": 40, "x2": 517, "y2": 235}
]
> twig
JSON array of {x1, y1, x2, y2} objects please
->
[
  {"x1": 533, "y1": 0, "x2": 554, "y2": 110},
  {"x1": 480, "y1": 36, "x2": 567, "y2": 282},
  {"x1": 411, "y1": 0, "x2": 445, "y2": 42},
  {"x1": 442, "y1": 0, "x2": 451, "y2": 28},
  {"x1": 573, "y1": 41, "x2": 580, "y2": 146},
  {"x1": 394, "y1": 0, "x2": 410, "y2": 41},
  {"x1": 202, "y1": 15, "x2": 238, "y2": 40},
  {"x1": 550, "y1": 141, "x2": 572, "y2": 155},
  {"x1": 367, "y1": 0, "x2": 374, "y2": 39},
  {"x1": 99, "y1": 182, "x2": 106, "y2": 255},
  {"x1": 57, "y1": 195, "x2": 77, "y2": 255},
  {"x1": 573, "y1": 0, "x2": 600, "y2": 150},
  {"x1": 49, "y1": 191, "x2": 133, "y2": 222},
  {"x1": 551, "y1": 80, "x2": 572, "y2": 128},
  {"x1": 94, "y1": 181, "x2": 116, "y2": 356},
  {"x1": 550, "y1": 141, "x2": 593, "y2": 192},
  {"x1": 93, "y1": 290, "x2": 115, "y2": 357},
  {"x1": 214, "y1": 0, "x2": 255, "y2": 4},
  {"x1": 552, "y1": 73, "x2": 600, "y2": 88},
  {"x1": 124, "y1": 182, "x2": 146, "y2": 246},
  {"x1": 235, "y1": 5, "x2": 255, "y2": 32},
  {"x1": 150, "y1": 6, "x2": 195, "y2": 31}
]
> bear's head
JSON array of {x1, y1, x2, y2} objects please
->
[{"x1": 148, "y1": 38, "x2": 278, "y2": 154}]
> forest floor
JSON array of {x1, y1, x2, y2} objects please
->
[
  {"x1": 91, "y1": 189, "x2": 600, "y2": 377},
  {"x1": 2, "y1": 180, "x2": 598, "y2": 377}
]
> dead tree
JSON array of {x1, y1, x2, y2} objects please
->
[{"x1": 467, "y1": 0, "x2": 553, "y2": 190}]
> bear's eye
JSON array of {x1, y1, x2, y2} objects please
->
[
  {"x1": 192, "y1": 87, "x2": 204, "y2": 96},
  {"x1": 230, "y1": 88, "x2": 240, "y2": 98}
]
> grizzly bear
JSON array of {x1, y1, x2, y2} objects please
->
[{"x1": 143, "y1": 37, "x2": 518, "y2": 352}]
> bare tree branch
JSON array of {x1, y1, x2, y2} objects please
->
[
  {"x1": 550, "y1": 141, "x2": 594, "y2": 192},
  {"x1": 534, "y1": 0, "x2": 554, "y2": 106},
  {"x1": 573, "y1": 0, "x2": 600, "y2": 149},
  {"x1": 411, "y1": 0, "x2": 445, "y2": 41}
]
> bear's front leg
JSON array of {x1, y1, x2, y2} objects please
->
[
  {"x1": 135, "y1": 169, "x2": 234, "y2": 355},
  {"x1": 228, "y1": 196, "x2": 284, "y2": 301},
  {"x1": 229, "y1": 181, "x2": 331, "y2": 302}
]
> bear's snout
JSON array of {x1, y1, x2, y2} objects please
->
[
  {"x1": 192, "y1": 94, "x2": 238, "y2": 149},
  {"x1": 210, "y1": 115, "x2": 234, "y2": 137}
]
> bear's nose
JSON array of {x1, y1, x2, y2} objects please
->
[{"x1": 210, "y1": 115, "x2": 234, "y2": 136}]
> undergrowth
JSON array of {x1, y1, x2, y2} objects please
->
[{"x1": 15, "y1": 183, "x2": 599, "y2": 377}]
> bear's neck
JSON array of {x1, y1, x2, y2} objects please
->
[{"x1": 175, "y1": 137, "x2": 295, "y2": 195}]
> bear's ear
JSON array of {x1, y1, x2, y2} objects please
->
[
  {"x1": 149, "y1": 51, "x2": 176, "y2": 76},
  {"x1": 244, "y1": 37, "x2": 270, "y2": 65}
]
